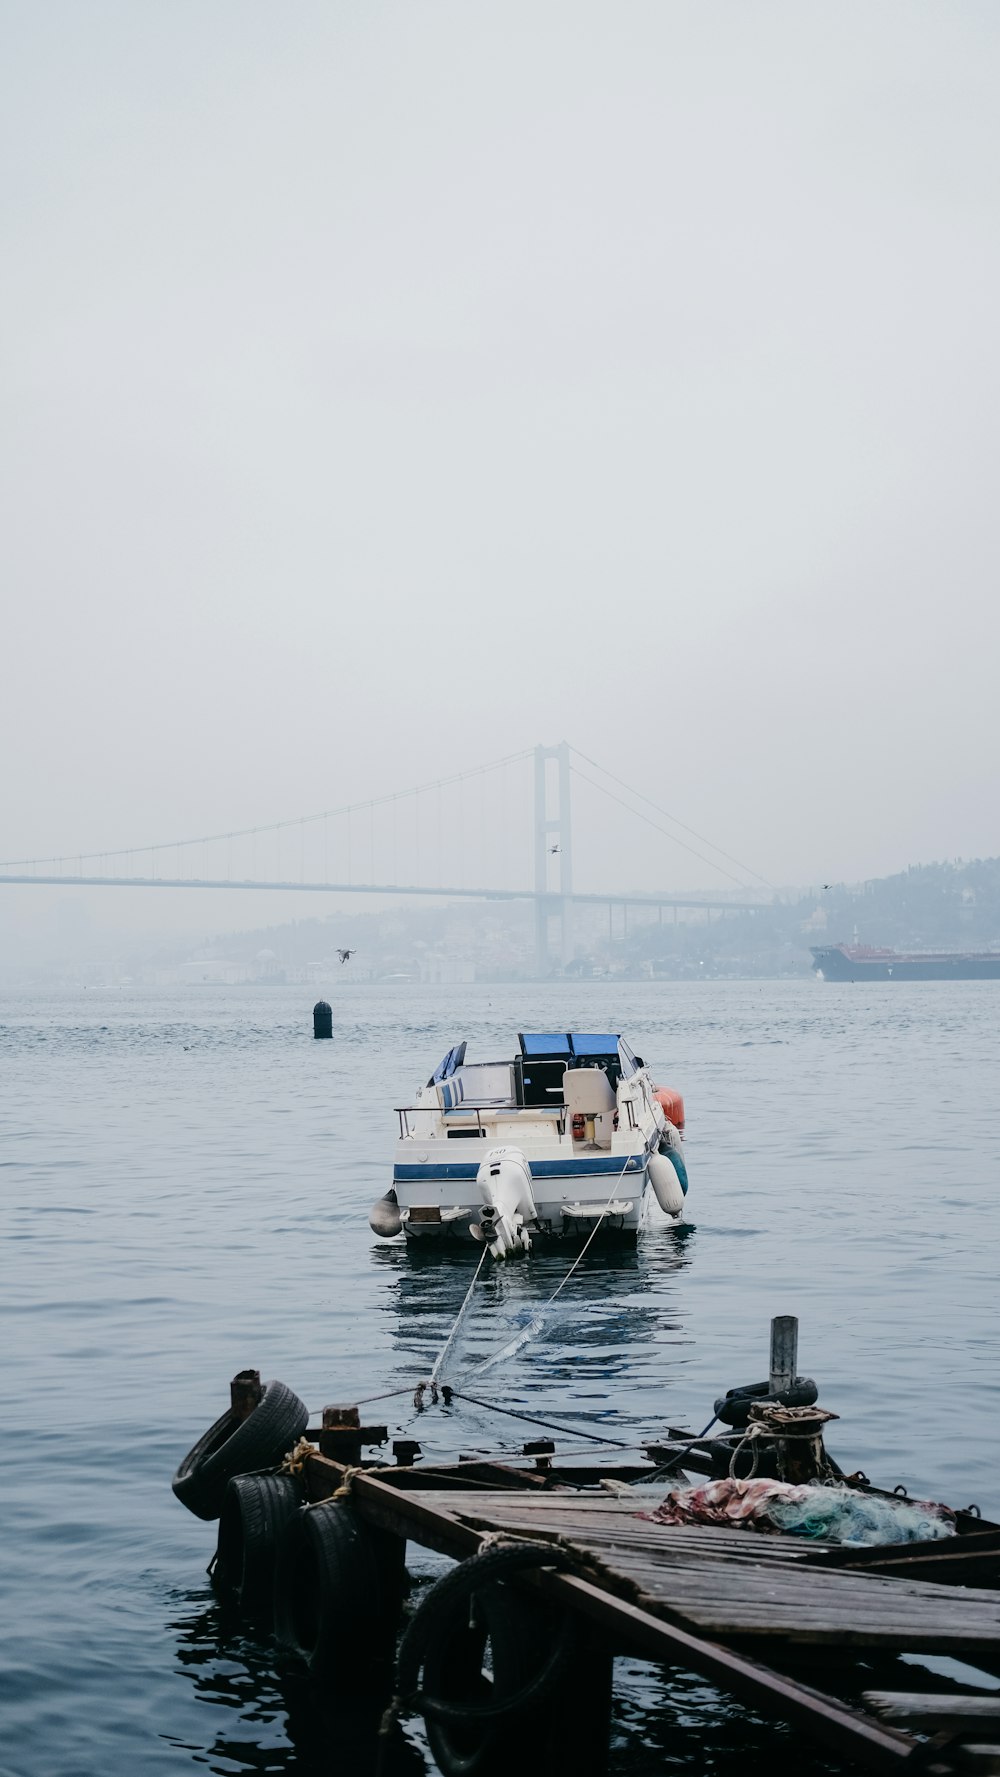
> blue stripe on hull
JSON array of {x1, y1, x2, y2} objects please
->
[{"x1": 393, "y1": 1155, "x2": 645, "y2": 1184}]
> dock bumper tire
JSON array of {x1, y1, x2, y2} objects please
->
[
  {"x1": 394, "y1": 1542, "x2": 580, "y2": 1777},
  {"x1": 171, "y1": 1380, "x2": 309, "y2": 1521},
  {"x1": 273, "y1": 1501, "x2": 403, "y2": 1684},
  {"x1": 214, "y1": 1472, "x2": 303, "y2": 1618},
  {"x1": 714, "y1": 1377, "x2": 819, "y2": 1428}
]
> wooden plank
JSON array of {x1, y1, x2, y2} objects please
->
[
  {"x1": 448, "y1": 1524, "x2": 820, "y2": 1562},
  {"x1": 605, "y1": 1568, "x2": 1000, "y2": 1618},
  {"x1": 434, "y1": 1497, "x2": 827, "y2": 1559},
  {"x1": 863, "y1": 1693, "x2": 1000, "y2": 1729},
  {"x1": 628, "y1": 1591, "x2": 1000, "y2": 1632},
  {"x1": 648, "y1": 1615, "x2": 1000, "y2": 1652},
  {"x1": 815, "y1": 1529, "x2": 1000, "y2": 1569},
  {"x1": 524, "y1": 1569, "x2": 917, "y2": 1771},
  {"x1": 586, "y1": 1560, "x2": 1000, "y2": 1609},
  {"x1": 831, "y1": 1549, "x2": 1000, "y2": 1588}
]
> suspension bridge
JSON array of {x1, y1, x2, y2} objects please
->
[{"x1": 0, "y1": 744, "x2": 773, "y2": 971}]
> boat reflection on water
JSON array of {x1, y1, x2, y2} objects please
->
[{"x1": 372, "y1": 1221, "x2": 698, "y2": 1464}]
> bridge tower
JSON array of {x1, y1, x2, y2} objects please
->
[{"x1": 533, "y1": 742, "x2": 573, "y2": 975}]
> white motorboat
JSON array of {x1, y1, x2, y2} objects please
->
[{"x1": 369, "y1": 1031, "x2": 688, "y2": 1256}]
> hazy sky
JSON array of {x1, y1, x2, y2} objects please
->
[{"x1": 3, "y1": 2, "x2": 999, "y2": 948}]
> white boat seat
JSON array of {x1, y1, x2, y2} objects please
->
[{"x1": 564, "y1": 1068, "x2": 615, "y2": 1117}]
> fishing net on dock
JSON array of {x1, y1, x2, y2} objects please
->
[{"x1": 641, "y1": 1478, "x2": 956, "y2": 1545}]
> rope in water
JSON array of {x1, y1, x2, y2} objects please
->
[
  {"x1": 446, "y1": 1391, "x2": 635, "y2": 1448},
  {"x1": 464, "y1": 1148, "x2": 639, "y2": 1381},
  {"x1": 429, "y1": 1246, "x2": 489, "y2": 1387},
  {"x1": 412, "y1": 1245, "x2": 490, "y2": 1408},
  {"x1": 408, "y1": 1150, "x2": 646, "y2": 1434},
  {"x1": 541, "y1": 1151, "x2": 636, "y2": 1305},
  {"x1": 361, "y1": 1135, "x2": 677, "y2": 1447}
]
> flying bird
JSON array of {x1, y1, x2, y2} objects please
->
[
  {"x1": 548, "y1": 844, "x2": 560, "y2": 854},
  {"x1": 337, "y1": 948, "x2": 356, "y2": 964}
]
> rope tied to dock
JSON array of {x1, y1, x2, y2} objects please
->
[
  {"x1": 728, "y1": 1422, "x2": 768, "y2": 1479},
  {"x1": 728, "y1": 1406, "x2": 840, "y2": 1481},
  {"x1": 329, "y1": 1463, "x2": 363, "y2": 1500},
  {"x1": 279, "y1": 1436, "x2": 317, "y2": 1477}
]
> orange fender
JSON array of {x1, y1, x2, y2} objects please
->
[{"x1": 653, "y1": 1086, "x2": 685, "y2": 1132}]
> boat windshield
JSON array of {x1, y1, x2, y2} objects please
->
[
  {"x1": 569, "y1": 1032, "x2": 620, "y2": 1056},
  {"x1": 428, "y1": 1042, "x2": 466, "y2": 1085},
  {"x1": 519, "y1": 1033, "x2": 572, "y2": 1056}
]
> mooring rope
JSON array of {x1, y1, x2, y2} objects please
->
[
  {"x1": 370, "y1": 1139, "x2": 667, "y2": 1452},
  {"x1": 727, "y1": 1418, "x2": 832, "y2": 1480},
  {"x1": 466, "y1": 1147, "x2": 640, "y2": 1383},
  {"x1": 412, "y1": 1245, "x2": 489, "y2": 1408},
  {"x1": 407, "y1": 1147, "x2": 650, "y2": 1450},
  {"x1": 445, "y1": 1390, "x2": 635, "y2": 1447},
  {"x1": 542, "y1": 1149, "x2": 637, "y2": 1305}
]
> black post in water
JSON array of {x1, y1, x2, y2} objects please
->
[{"x1": 313, "y1": 1000, "x2": 332, "y2": 1039}]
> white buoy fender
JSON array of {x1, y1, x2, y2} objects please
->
[
  {"x1": 369, "y1": 1189, "x2": 403, "y2": 1238},
  {"x1": 475, "y1": 1146, "x2": 537, "y2": 1259},
  {"x1": 647, "y1": 1149, "x2": 685, "y2": 1216}
]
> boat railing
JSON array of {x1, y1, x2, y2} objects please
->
[
  {"x1": 395, "y1": 1104, "x2": 570, "y2": 1139},
  {"x1": 395, "y1": 1097, "x2": 641, "y2": 1138}
]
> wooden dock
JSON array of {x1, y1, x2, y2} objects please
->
[
  {"x1": 296, "y1": 1449, "x2": 1000, "y2": 1774},
  {"x1": 175, "y1": 1329, "x2": 1000, "y2": 1776}
]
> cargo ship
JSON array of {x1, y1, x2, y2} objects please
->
[{"x1": 811, "y1": 943, "x2": 1000, "y2": 982}]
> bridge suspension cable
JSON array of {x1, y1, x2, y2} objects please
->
[
  {"x1": 568, "y1": 747, "x2": 775, "y2": 893},
  {"x1": 0, "y1": 748, "x2": 533, "y2": 872},
  {"x1": 0, "y1": 741, "x2": 772, "y2": 906}
]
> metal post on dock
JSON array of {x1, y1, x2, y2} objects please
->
[{"x1": 769, "y1": 1316, "x2": 798, "y2": 1394}]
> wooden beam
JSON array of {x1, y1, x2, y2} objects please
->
[{"x1": 864, "y1": 1693, "x2": 1000, "y2": 1730}]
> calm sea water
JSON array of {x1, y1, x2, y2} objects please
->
[{"x1": 3, "y1": 980, "x2": 999, "y2": 1776}]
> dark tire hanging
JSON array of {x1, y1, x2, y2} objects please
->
[
  {"x1": 171, "y1": 1380, "x2": 309, "y2": 1521},
  {"x1": 395, "y1": 1543, "x2": 580, "y2": 1777},
  {"x1": 214, "y1": 1472, "x2": 304, "y2": 1618},
  {"x1": 273, "y1": 1500, "x2": 404, "y2": 1685},
  {"x1": 422, "y1": 1584, "x2": 554, "y2": 1777}
]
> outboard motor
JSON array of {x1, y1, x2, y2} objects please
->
[{"x1": 472, "y1": 1146, "x2": 537, "y2": 1260}]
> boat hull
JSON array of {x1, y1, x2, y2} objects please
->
[
  {"x1": 812, "y1": 945, "x2": 1000, "y2": 982},
  {"x1": 393, "y1": 1152, "x2": 652, "y2": 1239}
]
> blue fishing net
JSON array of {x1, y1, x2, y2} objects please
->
[{"x1": 767, "y1": 1487, "x2": 955, "y2": 1545}]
